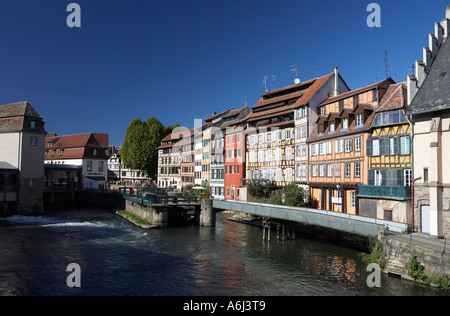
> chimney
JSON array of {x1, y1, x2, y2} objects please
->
[
  {"x1": 442, "y1": 6, "x2": 450, "y2": 39},
  {"x1": 334, "y1": 67, "x2": 340, "y2": 97}
]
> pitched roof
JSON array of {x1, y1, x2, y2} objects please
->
[
  {"x1": 0, "y1": 101, "x2": 42, "y2": 119},
  {"x1": 0, "y1": 101, "x2": 46, "y2": 134},
  {"x1": 319, "y1": 78, "x2": 394, "y2": 107},
  {"x1": 241, "y1": 72, "x2": 337, "y2": 126},
  {"x1": 407, "y1": 37, "x2": 450, "y2": 115},
  {"x1": 45, "y1": 133, "x2": 109, "y2": 160},
  {"x1": 376, "y1": 82, "x2": 407, "y2": 112}
]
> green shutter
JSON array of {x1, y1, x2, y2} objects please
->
[
  {"x1": 367, "y1": 139, "x2": 372, "y2": 156},
  {"x1": 368, "y1": 169, "x2": 374, "y2": 185}
]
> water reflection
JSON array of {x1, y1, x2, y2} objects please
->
[{"x1": 0, "y1": 210, "x2": 448, "y2": 296}]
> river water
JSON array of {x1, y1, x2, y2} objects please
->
[{"x1": 0, "y1": 209, "x2": 446, "y2": 296}]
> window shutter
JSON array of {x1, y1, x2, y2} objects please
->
[
  {"x1": 381, "y1": 169, "x2": 387, "y2": 186},
  {"x1": 368, "y1": 169, "x2": 374, "y2": 185},
  {"x1": 393, "y1": 137, "x2": 399, "y2": 155},
  {"x1": 367, "y1": 139, "x2": 372, "y2": 156},
  {"x1": 397, "y1": 169, "x2": 403, "y2": 187},
  {"x1": 379, "y1": 138, "x2": 385, "y2": 156}
]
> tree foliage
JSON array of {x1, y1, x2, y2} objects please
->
[
  {"x1": 247, "y1": 180, "x2": 272, "y2": 200},
  {"x1": 121, "y1": 116, "x2": 178, "y2": 180},
  {"x1": 267, "y1": 184, "x2": 307, "y2": 207}
]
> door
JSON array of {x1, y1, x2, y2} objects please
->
[{"x1": 421, "y1": 205, "x2": 431, "y2": 234}]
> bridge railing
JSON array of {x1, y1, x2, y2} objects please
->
[
  {"x1": 123, "y1": 194, "x2": 202, "y2": 206},
  {"x1": 213, "y1": 199, "x2": 408, "y2": 236}
]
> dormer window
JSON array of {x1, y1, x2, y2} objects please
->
[
  {"x1": 342, "y1": 118, "x2": 348, "y2": 130},
  {"x1": 329, "y1": 122, "x2": 335, "y2": 133},
  {"x1": 30, "y1": 121, "x2": 36, "y2": 130},
  {"x1": 93, "y1": 149, "x2": 98, "y2": 156},
  {"x1": 356, "y1": 114, "x2": 363, "y2": 127},
  {"x1": 320, "y1": 106, "x2": 325, "y2": 116}
]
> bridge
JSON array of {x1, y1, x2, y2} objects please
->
[
  {"x1": 212, "y1": 199, "x2": 408, "y2": 237},
  {"x1": 122, "y1": 191, "x2": 408, "y2": 239}
]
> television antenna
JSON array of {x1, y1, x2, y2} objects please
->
[
  {"x1": 290, "y1": 63, "x2": 303, "y2": 84},
  {"x1": 263, "y1": 76, "x2": 269, "y2": 93},
  {"x1": 310, "y1": 60, "x2": 318, "y2": 78}
]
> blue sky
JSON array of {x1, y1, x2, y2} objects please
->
[{"x1": 0, "y1": 0, "x2": 447, "y2": 146}]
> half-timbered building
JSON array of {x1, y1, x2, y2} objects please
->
[
  {"x1": 307, "y1": 78, "x2": 394, "y2": 214},
  {"x1": 359, "y1": 83, "x2": 412, "y2": 223}
]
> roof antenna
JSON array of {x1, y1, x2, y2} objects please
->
[
  {"x1": 263, "y1": 76, "x2": 269, "y2": 93},
  {"x1": 310, "y1": 60, "x2": 318, "y2": 78},
  {"x1": 290, "y1": 64, "x2": 302, "y2": 84}
]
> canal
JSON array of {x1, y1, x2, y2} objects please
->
[{"x1": 0, "y1": 209, "x2": 446, "y2": 296}]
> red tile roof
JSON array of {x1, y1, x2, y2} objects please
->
[{"x1": 45, "y1": 133, "x2": 109, "y2": 160}]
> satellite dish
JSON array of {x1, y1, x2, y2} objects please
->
[{"x1": 294, "y1": 78, "x2": 301, "y2": 84}]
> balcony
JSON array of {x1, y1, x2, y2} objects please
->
[{"x1": 358, "y1": 185, "x2": 411, "y2": 198}]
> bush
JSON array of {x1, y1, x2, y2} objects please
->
[
  {"x1": 266, "y1": 184, "x2": 306, "y2": 207},
  {"x1": 407, "y1": 254, "x2": 426, "y2": 281},
  {"x1": 247, "y1": 180, "x2": 271, "y2": 200}
]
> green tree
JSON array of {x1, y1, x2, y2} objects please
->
[
  {"x1": 247, "y1": 180, "x2": 271, "y2": 200},
  {"x1": 122, "y1": 116, "x2": 176, "y2": 180}
]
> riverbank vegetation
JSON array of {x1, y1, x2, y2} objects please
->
[
  {"x1": 407, "y1": 253, "x2": 450, "y2": 290},
  {"x1": 117, "y1": 210, "x2": 152, "y2": 226}
]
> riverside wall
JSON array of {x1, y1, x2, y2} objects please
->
[{"x1": 380, "y1": 233, "x2": 450, "y2": 282}]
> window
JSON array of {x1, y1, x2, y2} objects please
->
[
  {"x1": 311, "y1": 165, "x2": 318, "y2": 177},
  {"x1": 335, "y1": 163, "x2": 341, "y2": 177},
  {"x1": 286, "y1": 168, "x2": 293, "y2": 182},
  {"x1": 327, "y1": 142, "x2": 332, "y2": 155},
  {"x1": 30, "y1": 121, "x2": 36, "y2": 129},
  {"x1": 350, "y1": 191, "x2": 356, "y2": 209},
  {"x1": 375, "y1": 170, "x2": 383, "y2": 186},
  {"x1": 30, "y1": 136, "x2": 37, "y2": 146},
  {"x1": 329, "y1": 123, "x2": 335, "y2": 133},
  {"x1": 404, "y1": 169, "x2": 412, "y2": 187},
  {"x1": 320, "y1": 106, "x2": 325, "y2": 116},
  {"x1": 319, "y1": 164, "x2": 324, "y2": 177},
  {"x1": 87, "y1": 161, "x2": 93, "y2": 171},
  {"x1": 354, "y1": 162, "x2": 361, "y2": 177},
  {"x1": 284, "y1": 129, "x2": 292, "y2": 140},
  {"x1": 335, "y1": 140, "x2": 343, "y2": 153},
  {"x1": 327, "y1": 164, "x2": 333, "y2": 177},
  {"x1": 342, "y1": 118, "x2": 348, "y2": 130},
  {"x1": 356, "y1": 113, "x2": 363, "y2": 127},
  {"x1": 400, "y1": 136, "x2": 410, "y2": 155},
  {"x1": 372, "y1": 139, "x2": 380, "y2": 156},
  {"x1": 355, "y1": 137, "x2": 361, "y2": 151},
  {"x1": 344, "y1": 139, "x2": 352, "y2": 152},
  {"x1": 266, "y1": 132, "x2": 272, "y2": 142},
  {"x1": 319, "y1": 143, "x2": 325, "y2": 155},
  {"x1": 384, "y1": 209, "x2": 393, "y2": 221},
  {"x1": 275, "y1": 148, "x2": 282, "y2": 161},
  {"x1": 285, "y1": 147, "x2": 293, "y2": 160},
  {"x1": 258, "y1": 150, "x2": 264, "y2": 163},
  {"x1": 266, "y1": 149, "x2": 272, "y2": 162},
  {"x1": 93, "y1": 149, "x2": 98, "y2": 156},
  {"x1": 424, "y1": 168, "x2": 429, "y2": 183},
  {"x1": 344, "y1": 163, "x2": 351, "y2": 177},
  {"x1": 258, "y1": 134, "x2": 264, "y2": 143},
  {"x1": 311, "y1": 144, "x2": 318, "y2": 156},
  {"x1": 276, "y1": 169, "x2": 282, "y2": 182},
  {"x1": 99, "y1": 161, "x2": 104, "y2": 172}
]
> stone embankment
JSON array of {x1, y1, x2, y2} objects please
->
[{"x1": 380, "y1": 232, "x2": 450, "y2": 288}]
